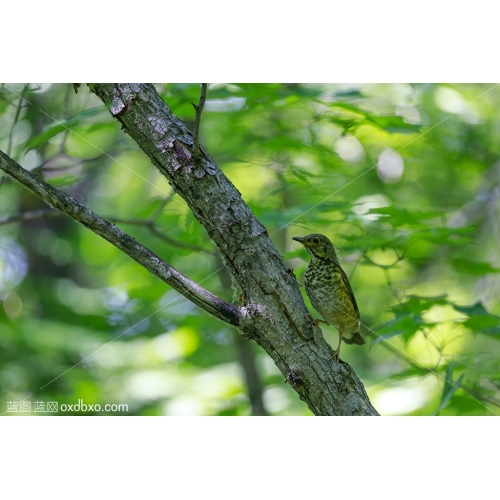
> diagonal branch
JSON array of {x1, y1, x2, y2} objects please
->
[{"x1": 0, "y1": 149, "x2": 239, "y2": 326}]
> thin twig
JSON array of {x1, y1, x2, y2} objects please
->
[
  {"x1": 1, "y1": 84, "x2": 30, "y2": 190},
  {"x1": 148, "y1": 225, "x2": 211, "y2": 254},
  {"x1": 0, "y1": 93, "x2": 16, "y2": 107},
  {"x1": 192, "y1": 83, "x2": 207, "y2": 160},
  {"x1": 32, "y1": 152, "x2": 79, "y2": 174},
  {"x1": 383, "y1": 267, "x2": 444, "y2": 356},
  {"x1": 369, "y1": 323, "x2": 500, "y2": 414},
  {"x1": 0, "y1": 207, "x2": 210, "y2": 254},
  {"x1": 0, "y1": 209, "x2": 59, "y2": 226},
  {"x1": 59, "y1": 84, "x2": 73, "y2": 154},
  {"x1": 148, "y1": 188, "x2": 176, "y2": 221},
  {"x1": 106, "y1": 215, "x2": 211, "y2": 253},
  {"x1": 7, "y1": 84, "x2": 30, "y2": 157}
]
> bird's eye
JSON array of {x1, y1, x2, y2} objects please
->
[{"x1": 312, "y1": 237, "x2": 320, "y2": 244}]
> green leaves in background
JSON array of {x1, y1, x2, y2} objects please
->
[
  {"x1": 25, "y1": 106, "x2": 104, "y2": 151},
  {"x1": 363, "y1": 114, "x2": 422, "y2": 134},
  {"x1": 367, "y1": 206, "x2": 444, "y2": 227},
  {"x1": 454, "y1": 302, "x2": 500, "y2": 337},
  {"x1": 434, "y1": 363, "x2": 465, "y2": 415},
  {"x1": 327, "y1": 101, "x2": 422, "y2": 134},
  {"x1": 1, "y1": 82, "x2": 500, "y2": 415},
  {"x1": 374, "y1": 295, "x2": 500, "y2": 347},
  {"x1": 372, "y1": 295, "x2": 446, "y2": 345},
  {"x1": 451, "y1": 258, "x2": 500, "y2": 276}
]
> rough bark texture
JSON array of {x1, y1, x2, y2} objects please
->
[{"x1": 87, "y1": 83, "x2": 378, "y2": 416}]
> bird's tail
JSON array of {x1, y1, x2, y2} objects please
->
[{"x1": 343, "y1": 331, "x2": 366, "y2": 345}]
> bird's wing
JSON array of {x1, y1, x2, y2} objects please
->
[{"x1": 337, "y1": 264, "x2": 359, "y2": 313}]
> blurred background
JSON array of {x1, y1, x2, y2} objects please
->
[{"x1": 0, "y1": 83, "x2": 499, "y2": 415}]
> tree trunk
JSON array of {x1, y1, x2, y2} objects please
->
[
  {"x1": 0, "y1": 83, "x2": 378, "y2": 415},
  {"x1": 88, "y1": 84, "x2": 378, "y2": 416}
]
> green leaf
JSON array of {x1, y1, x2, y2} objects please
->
[
  {"x1": 256, "y1": 205, "x2": 321, "y2": 227},
  {"x1": 434, "y1": 364, "x2": 465, "y2": 415},
  {"x1": 328, "y1": 101, "x2": 367, "y2": 116},
  {"x1": 327, "y1": 116, "x2": 359, "y2": 132},
  {"x1": 48, "y1": 174, "x2": 82, "y2": 186},
  {"x1": 453, "y1": 302, "x2": 500, "y2": 337},
  {"x1": 386, "y1": 365, "x2": 433, "y2": 380},
  {"x1": 290, "y1": 166, "x2": 313, "y2": 186},
  {"x1": 333, "y1": 89, "x2": 364, "y2": 98},
  {"x1": 372, "y1": 315, "x2": 421, "y2": 344},
  {"x1": 410, "y1": 226, "x2": 475, "y2": 245},
  {"x1": 363, "y1": 114, "x2": 422, "y2": 134},
  {"x1": 25, "y1": 107, "x2": 104, "y2": 151},
  {"x1": 347, "y1": 232, "x2": 407, "y2": 251},
  {"x1": 372, "y1": 296, "x2": 447, "y2": 346},
  {"x1": 326, "y1": 102, "x2": 422, "y2": 134},
  {"x1": 366, "y1": 206, "x2": 444, "y2": 227},
  {"x1": 451, "y1": 258, "x2": 500, "y2": 276},
  {"x1": 391, "y1": 295, "x2": 449, "y2": 316},
  {"x1": 454, "y1": 302, "x2": 490, "y2": 316},
  {"x1": 463, "y1": 317, "x2": 500, "y2": 336},
  {"x1": 233, "y1": 83, "x2": 324, "y2": 104}
]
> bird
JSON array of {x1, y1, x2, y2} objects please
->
[{"x1": 292, "y1": 233, "x2": 365, "y2": 361}]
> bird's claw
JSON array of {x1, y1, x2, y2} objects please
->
[
  {"x1": 307, "y1": 313, "x2": 328, "y2": 327},
  {"x1": 329, "y1": 350, "x2": 340, "y2": 362}
]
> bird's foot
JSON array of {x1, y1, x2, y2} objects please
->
[
  {"x1": 330, "y1": 331, "x2": 343, "y2": 362},
  {"x1": 329, "y1": 350, "x2": 340, "y2": 362},
  {"x1": 307, "y1": 313, "x2": 328, "y2": 326}
]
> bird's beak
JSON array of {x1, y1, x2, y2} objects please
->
[{"x1": 292, "y1": 236, "x2": 304, "y2": 243}]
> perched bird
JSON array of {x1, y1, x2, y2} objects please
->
[{"x1": 292, "y1": 233, "x2": 365, "y2": 360}]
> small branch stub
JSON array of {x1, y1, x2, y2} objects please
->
[{"x1": 192, "y1": 83, "x2": 207, "y2": 161}]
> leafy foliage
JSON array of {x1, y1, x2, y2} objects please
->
[
  {"x1": 1, "y1": 83, "x2": 499, "y2": 415},
  {"x1": 434, "y1": 363, "x2": 466, "y2": 415}
]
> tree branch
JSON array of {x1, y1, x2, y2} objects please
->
[
  {"x1": 0, "y1": 208, "x2": 59, "y2": 225},
  {"x1": 88, "y1": 83, "x2": 378, "y2": 416},
  {"x1": 0, "y1": 84, "x2": 29, "y2": 191},
  {"x1": 0, "y1": 208, "x2": 210, "y2": 253},
  {"x1": 192, "y1": 83, "x2": 207, "y2": 160},
  {"x1": 0, "y1": 149, "x2": 239, "y2": 327},
  {"x1": 7, "y1": 84, "x2": 29, "y2": 157}
]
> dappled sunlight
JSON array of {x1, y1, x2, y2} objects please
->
[
  {"x1": 124, "y1": 369, "x2": 183, "y2": 402},
  {"x1": 407, "y1": 331, "x2": 447, "y2": 367},
  {"x1": 377, "y1": 148, "x2": 404, "y2": 183},
  {"x1": 334, "y1": 135, "x2": 365, "y2": 163},
  {"x1": 153, "y1": 327, "x2": 200, "y2": 361},
  {"x1": 263, "y1": 385, "x2": 293, "y2": 414},
  {"x1": 1, "y1": 82, "x2": 499, "y2": 415},
  {"x1": 55, "y1": 279, "x2": 109, "y2": 316},
  {"x1": 222, "y1": 162, "x2": 275, "y2": 203},
  {"x1": 205, "y1": 97, "x2": 246, "y2": 113},
  {"x1": 395, "y1": 105, "x2": 421, "y2": 125},
  {"x1": 370, "y1": 376, "x2": 437, "y2": 415},
  {"x1": 3, "y1": 291, "x2": 22, "y2": 319},
  {"x1": 434, "y1": 87, "x2": 480, "y2": 124},
  {"x1": 65, "y1": 122, "x2": 116, "y2": 159},
  {"x1": 351, "y1": 194, "x2": 391, "y2": 221},
  {"x1": 0, "y1": 237, "x2": 28, "y2": 295}
]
